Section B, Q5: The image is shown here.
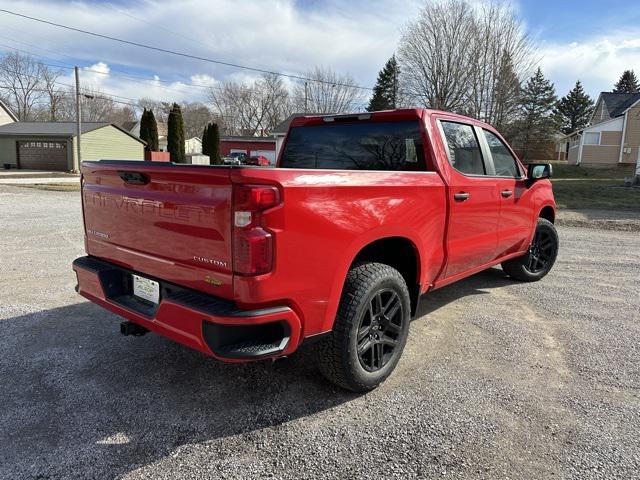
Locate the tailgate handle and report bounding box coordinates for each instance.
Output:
[118,171,149,185]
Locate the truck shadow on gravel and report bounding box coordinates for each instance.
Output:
[0,302,360,478]
[415,267,513,319]
[2,267,513,478]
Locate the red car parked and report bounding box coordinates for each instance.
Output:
[245,155,271,166]
[73,109,558,391]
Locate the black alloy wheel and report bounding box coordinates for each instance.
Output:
[356,289,404,372]
[526,228,555,274]
[502,217,559,282]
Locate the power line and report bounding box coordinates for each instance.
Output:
[0,44,362,109]
[0,8,375,91]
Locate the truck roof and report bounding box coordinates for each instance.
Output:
[289,108,495,131]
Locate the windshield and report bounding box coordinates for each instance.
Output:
[280,121,426,171]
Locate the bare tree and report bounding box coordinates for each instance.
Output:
[466,2,534,126]
[181,102,214,138]
[56,86,136,125]
[41,66,64,121]
[138,97,171,122]
[208,73,294,136]
[0,52,46,120]
[398,0,534,124]
[292,66,365,113]
[397,0,476,112]
[259,73,293,132]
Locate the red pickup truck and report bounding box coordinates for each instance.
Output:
[73,109,558,391]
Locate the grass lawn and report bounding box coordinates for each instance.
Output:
[548,162,639,211]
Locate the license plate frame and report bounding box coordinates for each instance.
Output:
[132,274,160,305]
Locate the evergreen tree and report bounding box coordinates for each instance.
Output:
[492,52,521,135]
[207,122,221,165]
[167,103,185,163]
[139,109,148,151]
[201,124,209,157]
[554,80,594,134]
[613,70,639,93]
[140,108,159,152]
[367,56,400,112]
[513,68,558,161]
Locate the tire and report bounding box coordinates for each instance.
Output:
[502,218,559,282]
[315,262,411,392]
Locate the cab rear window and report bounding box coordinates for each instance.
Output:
[280,121,426,171]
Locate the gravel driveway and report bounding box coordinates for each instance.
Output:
[1,185,638,480]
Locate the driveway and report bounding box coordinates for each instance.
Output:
[1,185,638,479]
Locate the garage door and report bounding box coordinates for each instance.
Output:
[18,141,68,171]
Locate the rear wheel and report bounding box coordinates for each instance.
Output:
[502,218,559,282]
[315,262,411,392]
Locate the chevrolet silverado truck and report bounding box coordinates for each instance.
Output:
[73,108,558,392]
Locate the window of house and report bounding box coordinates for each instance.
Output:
[440,121,486,175]
[483,130,521,177]
[584,132,600,145]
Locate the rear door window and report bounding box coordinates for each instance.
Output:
[440,121,486,175]
[280,121,426,171]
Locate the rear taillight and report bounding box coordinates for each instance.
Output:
[233,185,280,275]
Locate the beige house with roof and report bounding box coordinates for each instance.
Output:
[559,92,640,168]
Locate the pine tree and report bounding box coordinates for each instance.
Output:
[207,122,221,165]
[613,70,639,94]
[513,68,558,161]
[554,80,594,134]
[147,109,159,151]
[201,124,209,157]
[167,103,185,163]
[367,56,400,112]
[139,109,150,151]
[492,52,521,135]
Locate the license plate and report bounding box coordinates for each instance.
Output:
[132,274,160,304]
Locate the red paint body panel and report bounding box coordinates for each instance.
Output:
[75,108,555,361]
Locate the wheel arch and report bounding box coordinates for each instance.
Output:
[539,205,555,223]
[350,236,422,317]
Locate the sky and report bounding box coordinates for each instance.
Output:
[0,0,639,107]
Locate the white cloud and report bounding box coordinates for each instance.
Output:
[540,33,640,97]
[0,0,418,104]
[1,0,638,107]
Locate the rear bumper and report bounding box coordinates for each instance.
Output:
[72,256,301,361]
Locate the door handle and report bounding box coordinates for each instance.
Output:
[454,192,470,202]
[118,171,149,185]
[501,189,513,198]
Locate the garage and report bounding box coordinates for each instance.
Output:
[0,122,145,171]
[17,140,68,171]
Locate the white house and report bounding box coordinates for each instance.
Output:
[185,137,202,154]
[0,100,18,126]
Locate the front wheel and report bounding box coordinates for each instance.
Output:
[315,262,411,392]
[502,217,559,282]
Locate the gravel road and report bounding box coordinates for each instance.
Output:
[1,185,639,480]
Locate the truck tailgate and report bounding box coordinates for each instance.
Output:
[81,161,234,299]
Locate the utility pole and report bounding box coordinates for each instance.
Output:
[74,66,81,172]
[304,81,308,113]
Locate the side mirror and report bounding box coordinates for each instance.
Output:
[527,163,552,186]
